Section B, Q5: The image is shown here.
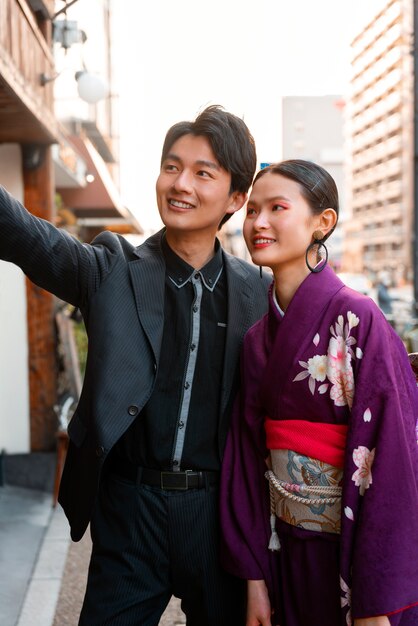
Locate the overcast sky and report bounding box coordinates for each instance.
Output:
[113,0,384,232]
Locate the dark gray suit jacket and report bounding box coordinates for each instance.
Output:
[0,185,270,540]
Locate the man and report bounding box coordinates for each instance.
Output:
[0,105,270,625]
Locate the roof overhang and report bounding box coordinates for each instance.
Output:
[57,135,143,234]
[0,3,60,144]
[52,135,88,188]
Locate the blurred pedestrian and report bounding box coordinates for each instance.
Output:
[220,160,418,626]
[376,271,393,315]
[0,105,271,626]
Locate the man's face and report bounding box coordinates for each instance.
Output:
[156,134,244,237]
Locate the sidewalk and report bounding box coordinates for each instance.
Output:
[0,485,185,625]
[0,486,59,626]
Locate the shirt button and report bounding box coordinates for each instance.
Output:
[193,305,198,313]
[173,460,179,466]
[190,343,196,351]
[128,405,139,416]
[184,381,190,389]
[194,273,200,280]
[178,421,184,429]
[96,446,105,457]
[208,278,213,284]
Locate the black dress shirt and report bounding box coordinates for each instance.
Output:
[113,235,227,471]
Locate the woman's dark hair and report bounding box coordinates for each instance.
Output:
[160,105,257,228]
[253,159,339,239]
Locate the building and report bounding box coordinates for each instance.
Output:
[0,0,61,454]
[51,0,142,242]
[282,95,346,268]
[343,0,413,284]
[0,0,142,461]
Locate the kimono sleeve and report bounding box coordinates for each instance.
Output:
[220,321,279,597]
[341,304,418,620]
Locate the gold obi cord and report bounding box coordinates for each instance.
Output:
[265,449,343,551]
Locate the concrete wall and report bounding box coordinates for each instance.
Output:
[0,144,30,453]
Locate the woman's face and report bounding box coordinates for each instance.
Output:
[244,172,319,274]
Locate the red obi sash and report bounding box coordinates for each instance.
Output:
[265,418,348,469]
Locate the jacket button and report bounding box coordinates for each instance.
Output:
[96,446,105,457]
[128,405,139,416]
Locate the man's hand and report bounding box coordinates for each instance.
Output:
[354,616,390,626]
[246,579,272,626]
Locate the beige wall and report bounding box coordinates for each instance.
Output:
[0,144,30,453]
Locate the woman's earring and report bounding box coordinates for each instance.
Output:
[259,266,263,279]
[305,230,328,273]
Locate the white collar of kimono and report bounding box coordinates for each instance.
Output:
[273,289,285,317]
[272,259,324,317]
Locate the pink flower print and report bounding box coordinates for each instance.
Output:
[352,446,375,495]
[328,334,347,363]
[340,576,352,625]
[363,408,372,422]
[330,312,358,361]
[344,506,354,521]
[347,311,359,329]
[329,369,354,407]
[308,354,327,382]
[327,336,354,408]
[293,311,362,408]
[293,355,327,394]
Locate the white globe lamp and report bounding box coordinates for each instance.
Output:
[75,71,108,104]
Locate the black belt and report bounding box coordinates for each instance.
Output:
[111,462,219,491]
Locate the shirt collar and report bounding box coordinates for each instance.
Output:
[162,235,224,292]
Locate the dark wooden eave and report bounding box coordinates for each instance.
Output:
[0,0,60,144]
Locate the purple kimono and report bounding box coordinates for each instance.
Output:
[220,265,418,626]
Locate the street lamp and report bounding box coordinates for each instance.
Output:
[75,71,108,104]
[40,69,108,105]
[39,11,108,105]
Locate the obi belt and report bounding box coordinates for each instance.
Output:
[264,419,348,550]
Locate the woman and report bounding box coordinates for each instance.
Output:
[220,160,418,626]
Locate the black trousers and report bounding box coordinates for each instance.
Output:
[79,472,246,625]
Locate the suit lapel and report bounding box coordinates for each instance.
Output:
[128,231,166,365]
[220,253,253,418]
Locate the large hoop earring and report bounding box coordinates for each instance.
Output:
[305,230,328,273]
[259,266,263,279]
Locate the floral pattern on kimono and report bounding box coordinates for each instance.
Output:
[340,576,352,626]
[220,265,418,625]
[293,310,361,409]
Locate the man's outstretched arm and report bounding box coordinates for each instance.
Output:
[0,184,109,307]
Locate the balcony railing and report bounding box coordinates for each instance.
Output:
[0,0,59,143]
